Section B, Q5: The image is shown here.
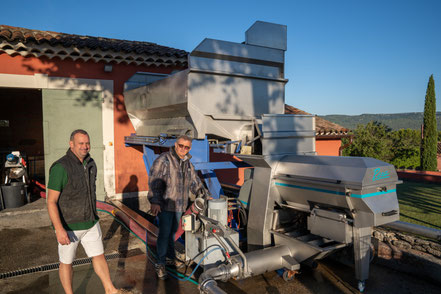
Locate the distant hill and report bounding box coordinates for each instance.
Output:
[321,112,441,131]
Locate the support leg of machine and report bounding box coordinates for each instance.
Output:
[353,226,372,292]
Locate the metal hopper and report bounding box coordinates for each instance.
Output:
[124,21,288,142]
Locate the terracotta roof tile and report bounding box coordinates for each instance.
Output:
[0,24,188,67]
[285,104,349,136]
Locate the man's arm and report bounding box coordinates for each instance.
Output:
[47,189,70,245]
[189,163,209,199]
[148,156,167,216]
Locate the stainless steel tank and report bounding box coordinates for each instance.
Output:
[274,155,400,227]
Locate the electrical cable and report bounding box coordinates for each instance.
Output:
[237,199,248,226]
[170,247,226,282]
[186,244,225,266]
[97,208,200,284]
[97,207,226,285]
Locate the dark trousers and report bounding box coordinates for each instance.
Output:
[156,211,183,265]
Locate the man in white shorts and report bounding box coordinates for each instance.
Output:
[47,129,128,294]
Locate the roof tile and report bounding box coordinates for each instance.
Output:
[285,104,349,136]
[0,24,188,68]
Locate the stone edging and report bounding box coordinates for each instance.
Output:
[373,227,441,258]
[372,227,441,284]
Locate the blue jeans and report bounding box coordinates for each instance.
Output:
[156,211,183,265]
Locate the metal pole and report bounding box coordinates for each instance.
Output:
[382,221,441,241]
[0,186,4,210]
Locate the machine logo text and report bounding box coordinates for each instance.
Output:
[372,168,390,181]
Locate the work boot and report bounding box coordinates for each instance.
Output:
[115,289,133,294]
[166,257,185,269]
[155,264,168,280]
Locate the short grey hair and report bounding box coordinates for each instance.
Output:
[70,129,89,141]
[176,135,193,143]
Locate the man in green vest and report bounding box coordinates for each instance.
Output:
[47,129,128,294]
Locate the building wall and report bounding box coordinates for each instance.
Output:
[0,53,182,195]
[213,139,343,186]
[315,139,342,156]
[211,151,247,186]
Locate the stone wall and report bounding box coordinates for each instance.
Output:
[373,227,441,258]
[371,227,441,284]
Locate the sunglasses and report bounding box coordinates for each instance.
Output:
[177,143,191,150]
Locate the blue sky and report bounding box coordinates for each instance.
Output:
[3,0,441,115]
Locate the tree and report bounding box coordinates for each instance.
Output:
[421,75,438,171]
[342,123,422,169]
[389,129,420,169]
[342,121,393,162]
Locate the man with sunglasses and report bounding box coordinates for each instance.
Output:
[147,135,205,279]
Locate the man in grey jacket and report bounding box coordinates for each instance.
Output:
[148,135,205,279]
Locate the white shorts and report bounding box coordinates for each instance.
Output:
[58,222,104,264]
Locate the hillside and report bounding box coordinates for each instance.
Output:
[321,112,441,131]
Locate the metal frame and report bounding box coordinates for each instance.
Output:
[124,134,248,199]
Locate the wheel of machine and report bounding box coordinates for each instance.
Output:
[282,270,295,282]
[358,280,366,292]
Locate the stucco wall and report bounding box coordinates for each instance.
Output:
[0,53,183,195]
[316,139,342,156]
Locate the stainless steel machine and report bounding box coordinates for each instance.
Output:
[124,21,400,293]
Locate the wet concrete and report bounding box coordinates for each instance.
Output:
[3,253,440,294]
[0,254,199,294]
[1,197,440,293]
[0,252,342,294]
[323,257,441,294]
[0,198,146,273]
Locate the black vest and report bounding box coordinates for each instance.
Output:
[50,149,97,227]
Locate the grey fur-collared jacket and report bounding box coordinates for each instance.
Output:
[147,147,205,212]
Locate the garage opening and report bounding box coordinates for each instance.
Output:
[0,88,45,200]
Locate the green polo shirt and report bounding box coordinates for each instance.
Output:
[48,163,98,231]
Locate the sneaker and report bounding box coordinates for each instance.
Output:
[166,258,185,269]
[155,264,168,280]
[115,289,133,294]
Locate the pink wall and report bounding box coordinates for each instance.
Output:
[316,139,342,156]
[0,53,183,194]
[397,169,441,183]
[0,54,347,193]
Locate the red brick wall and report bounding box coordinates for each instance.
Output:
[397,169,441,183]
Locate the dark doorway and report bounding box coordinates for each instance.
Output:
[0,88,45,183]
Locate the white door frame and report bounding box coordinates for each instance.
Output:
[0,73,115,196]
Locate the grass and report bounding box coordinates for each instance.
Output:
[396,181,441,229]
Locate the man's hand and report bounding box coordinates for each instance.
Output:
[47,188,72,245]
[150,204,161,216]
[56,228,71,245]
